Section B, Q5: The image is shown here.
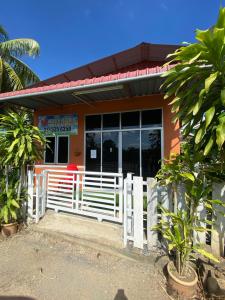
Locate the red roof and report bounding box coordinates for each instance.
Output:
[0,42,178,100]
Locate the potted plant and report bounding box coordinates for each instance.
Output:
[154,208,197,297]
[154,207,218,298]
[0,177,22,237]
[155,148,220,298]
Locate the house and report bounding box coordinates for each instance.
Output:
[0,42,180,178]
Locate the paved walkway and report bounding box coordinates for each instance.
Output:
[36,210,123,249]
[0,227,168,300]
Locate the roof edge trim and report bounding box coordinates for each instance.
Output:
[0,71,165,102]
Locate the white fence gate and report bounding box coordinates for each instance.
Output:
[123,173,160,250]
[28,168,225,257]
[28,168,123,223]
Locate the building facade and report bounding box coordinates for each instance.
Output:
[0,43,180,178]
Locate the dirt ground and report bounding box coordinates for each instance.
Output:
[0,227,168,300]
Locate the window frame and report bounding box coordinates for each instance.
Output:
[84,108,164,176]
[44,135,70,164]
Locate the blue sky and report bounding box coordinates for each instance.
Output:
[1,0,224,80]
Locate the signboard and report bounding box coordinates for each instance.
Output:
[38,114,78,135]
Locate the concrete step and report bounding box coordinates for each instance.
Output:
[35,210,123,250]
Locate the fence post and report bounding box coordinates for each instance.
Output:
[42,171,47,217]
[147,178,158,251]
[76,174,80,212]
[193,201,206,244]
[127,173,133,236]
[27,169,34,221]
[35,174,40,223]
[211,183,225,257]
[123,173,133,247]
[133,176,143,249]
[123,177,128,247]
[177,184,186,211]
[159,185,171,250]
[118,176,123,223]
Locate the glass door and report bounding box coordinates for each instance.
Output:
[141,129,161,179]
[122,131,140,177]
[85,133,101,171]
[102,132,119,173]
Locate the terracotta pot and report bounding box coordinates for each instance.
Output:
[167,261,198,299]
[1,222,18,237]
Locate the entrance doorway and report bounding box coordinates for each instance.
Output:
[85,109,162,178]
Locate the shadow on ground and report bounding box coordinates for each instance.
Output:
[114,289,128,300]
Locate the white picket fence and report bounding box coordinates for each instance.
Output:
[28,168,123,223]
[123,173,225,257]
[28,168,225,257]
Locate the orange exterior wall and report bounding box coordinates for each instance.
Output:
[34,94,180,168]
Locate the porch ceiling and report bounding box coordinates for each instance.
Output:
[2,76,164,110]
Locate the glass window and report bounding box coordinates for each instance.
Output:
[141,109,162,128]
[121,111,140,129]
[85,115,101,131]
[141,130,161,178]
[58,136,69,163]
[103,113,120,130]
[45,137,55,163]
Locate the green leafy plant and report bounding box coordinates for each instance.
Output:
[162,7,225,160]
[157,153,184,213]
[155,143,222,275]
[0,110,46,167]
[154,207,219,276]
[0,175,22,224]
[0,110,46,216]
[0,25,40,92]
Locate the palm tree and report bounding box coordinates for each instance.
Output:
[0,25,40,92]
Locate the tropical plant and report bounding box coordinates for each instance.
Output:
[0,175,22,224]
[0,25,40,92]
[155,144,223,275]
[0,110,46,201]
[154,207,219,276]
[161,7,225,160]
[157,153,184,213]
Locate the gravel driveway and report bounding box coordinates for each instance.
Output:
[0,228,168,300]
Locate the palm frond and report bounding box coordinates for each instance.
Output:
[8,56,40,86]
[0,58,3,90]
[0,25,8,42]
[0,38,40,58]
[2,61,23,91]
